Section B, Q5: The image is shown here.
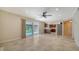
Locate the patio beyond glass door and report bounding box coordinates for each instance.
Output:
[26,24,33,36]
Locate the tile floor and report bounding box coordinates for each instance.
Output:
[0,34,79,51]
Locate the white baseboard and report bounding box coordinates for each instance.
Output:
[0,37,21,44]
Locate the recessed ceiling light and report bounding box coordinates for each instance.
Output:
[56,8,59,11]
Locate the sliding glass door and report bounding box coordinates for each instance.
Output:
[26,21,39,36]
[26,24,33,36]
[33,25,39,34]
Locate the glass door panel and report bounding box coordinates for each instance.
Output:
[26,24,33,36]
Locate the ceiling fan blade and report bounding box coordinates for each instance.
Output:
[43,11,47,15]
[46,15,52,16]
[41,11,52,18]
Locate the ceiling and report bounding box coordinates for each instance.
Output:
[0,7,77,24]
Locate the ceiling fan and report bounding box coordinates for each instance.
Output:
[41,11,52,18]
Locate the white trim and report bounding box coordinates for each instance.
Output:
[56,24,57,36]
[71,20,74,39]
[62,21,64,37]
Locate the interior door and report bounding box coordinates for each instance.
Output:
[64,20,72,37]
[57,23,62,35]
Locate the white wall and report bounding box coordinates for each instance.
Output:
[39,22,44,34]
[0,14,2,40]
[73,9,79,47]
[0,10,22,43]
[0,10,45,43]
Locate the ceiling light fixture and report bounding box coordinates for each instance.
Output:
[69,21,72,22]
[56,8,59,11]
